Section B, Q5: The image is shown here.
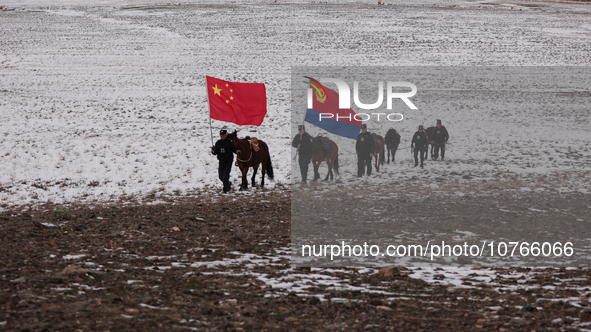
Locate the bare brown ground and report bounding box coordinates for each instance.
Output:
[1,189,591,331]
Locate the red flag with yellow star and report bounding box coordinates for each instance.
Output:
[206,76,267,126]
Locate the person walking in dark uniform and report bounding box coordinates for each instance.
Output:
[411,125,428,168]
[292,125,313,183]
[431,119,449,161]
[356,124,375,177]
[212,129,238,193]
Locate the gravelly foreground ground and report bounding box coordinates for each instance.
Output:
[2,0,591,208]
[2,190,591,331]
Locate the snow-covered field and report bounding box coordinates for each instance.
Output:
[2,4,591,328]
[2,0,591,210]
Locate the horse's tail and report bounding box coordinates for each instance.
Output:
[265,152,274,180]
[333,154,339,176]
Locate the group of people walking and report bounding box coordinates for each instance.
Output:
[293,120,449,183]
[212,120,449,191]
[411,120,449,168]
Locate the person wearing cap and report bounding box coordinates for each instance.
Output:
[212,129,238,193]
[411,125,428,168]
[356,124,375,177]
[430,119,449,161]
[292,125,313,183]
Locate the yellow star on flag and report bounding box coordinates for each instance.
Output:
[225,84,229,87]
[212,84,222,97]
[230,96,234,100]
[226,100,230,103]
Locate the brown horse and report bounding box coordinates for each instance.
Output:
[385,128,401,164]
[371,133,385,172]
[227,131,274,190]
[311,136,339,181]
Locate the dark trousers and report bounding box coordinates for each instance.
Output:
[218,161,232,192]
[414,147,426,166]
[299,154,312,183]
[358,153,372,177]
[433,143,445,159]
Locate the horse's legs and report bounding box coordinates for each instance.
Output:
[373,155,377,172]
[251,166,258,188]
[375,154,379,172]
[313,161,320,181]
[240,167,248,190]
[317,161,322,180]
[377,154,380,172]
[387,146,391,164]
[260,161,266,188]
[393,148,397,162]
[324,158,332,181]
[261,155,269,188]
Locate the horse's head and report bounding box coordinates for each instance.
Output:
[227,130,249,153]
[227,130,238,144]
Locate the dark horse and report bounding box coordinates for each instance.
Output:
[227,131,274,190]
[311,136,339,181]
[371,133,385,172]
[384,128,401,164]
[424,126,436,160]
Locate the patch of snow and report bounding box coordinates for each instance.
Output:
[63,254,86,260]
[140,303,169,310]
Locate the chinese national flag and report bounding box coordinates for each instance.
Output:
[206,76,267,126]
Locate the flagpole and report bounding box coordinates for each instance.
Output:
[205,76,214,147]
[209,118,214,147]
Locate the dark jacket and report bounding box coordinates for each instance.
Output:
[411,131,428,149]
[432,126,449,144]
[212,137,238,162]
[356,131,375,155]
[292,132,313,156]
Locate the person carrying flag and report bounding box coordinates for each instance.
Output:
[356,124,375,177]
[212,129,238,193]
[292,125,313,183]
[205,76,266,192]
